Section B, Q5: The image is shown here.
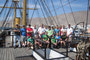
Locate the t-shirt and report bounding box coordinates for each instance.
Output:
[61,28,66,35]
[20,28,26,36]
[51,37,56,43]
[33,28,38,35]
[14,28,20,35]
[27,28,33,37]
[61,35,67,41]
[27,38,34,44]
[67,28,73,36]
[38,27,45,34]
[54,29,59,34]
[55,35,61,42]
[47,30,53,36]
[42,34,48,41]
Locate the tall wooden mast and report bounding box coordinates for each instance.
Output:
[0,0,37,27]
[23,0,26,26]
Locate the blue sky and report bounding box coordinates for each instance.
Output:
[0,0,88,20]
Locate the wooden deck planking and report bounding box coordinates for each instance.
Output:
[0,47,76,60]
[0,48,34,60]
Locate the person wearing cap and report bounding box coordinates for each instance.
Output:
[13,24,21,48]
[26,24,33,38]
[20,25,27,47]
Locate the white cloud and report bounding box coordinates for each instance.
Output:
[27,4,40,8]
[71,4,83,7]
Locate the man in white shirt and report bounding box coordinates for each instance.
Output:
[67,24,73,42]
[61,25,66,36]
[38,24,45,38]
[33,25,38,37]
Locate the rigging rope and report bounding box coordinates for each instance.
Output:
[67,0,76,25]
[37,0,48,25]
[2,2,13,27]
[59,0,69,25]
[41,0,57,25]
[52,0,77,11]
[17,3,22,19]
[36,10,42,24]
[4,8,14,27]
[30,0,38,24]
[40,0,54,25]
[0,0,8,15]
[51,0,60,25]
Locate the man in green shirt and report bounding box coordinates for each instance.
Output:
[27,37,34,49]
[42,32,49,48]
[47,26,53,37]
[51,34,57,48]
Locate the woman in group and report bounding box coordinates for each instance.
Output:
[55,33,62,48]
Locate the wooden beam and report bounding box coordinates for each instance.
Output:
[0,6,38,10]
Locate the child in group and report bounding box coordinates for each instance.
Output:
[42,32,49,48]
[51,34,57,48]
[27,36,34,49]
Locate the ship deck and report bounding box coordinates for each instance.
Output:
[0,47,76,60]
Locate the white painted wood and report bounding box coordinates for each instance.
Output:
[33,48,70,60]
[33,51,44,60]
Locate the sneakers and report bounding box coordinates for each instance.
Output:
[31,47,33,49]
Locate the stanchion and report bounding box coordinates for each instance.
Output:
[66,37,68,57]
[49,36,51,49]
[33,38,35,51]
[44,43,47,59]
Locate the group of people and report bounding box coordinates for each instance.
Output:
[13,24,73,49]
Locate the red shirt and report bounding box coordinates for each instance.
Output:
[27,28,33,37]
[59,28,61,36]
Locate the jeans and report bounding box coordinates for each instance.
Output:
[14,35,21,47]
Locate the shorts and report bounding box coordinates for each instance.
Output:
[21,36,27,42]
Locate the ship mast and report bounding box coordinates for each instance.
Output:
[0,0,37,27]
[23,0,26,26]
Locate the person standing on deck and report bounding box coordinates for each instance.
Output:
[27,24,33,38]
[61,25,66,36]
[54,25,60,35]
[47,26,53,37]
[66,24,73,42]
[32,25,38,37]
[13,24,21,48]
[20,25,27,47]
[38,24,45,38]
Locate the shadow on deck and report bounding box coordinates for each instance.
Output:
[15,55,35,60]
